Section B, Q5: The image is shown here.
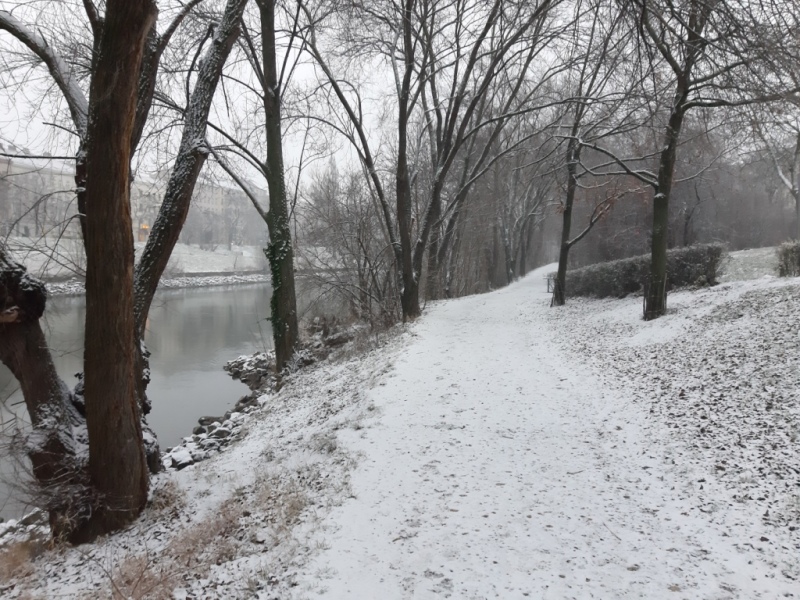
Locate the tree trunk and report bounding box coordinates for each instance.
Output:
[552,140,579,306]
[442,220,461,299]
[134,0,248,337]
[78,0,158,542]
[682,206,692,247]
[645,102,686,320]
[795,191,800,242]
[396,0,420,321]
[260,0,299,372]
[500,219,514,286]
[132,0,247,450]
[0,254,86,538]
[425,197,442,301]
[793,133,800,240]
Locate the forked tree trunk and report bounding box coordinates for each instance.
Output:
[130,0,246,464]
[78,0,158,542]
[260,0,299,372]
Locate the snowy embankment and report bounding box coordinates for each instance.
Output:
[2,258,798,599]
[5,237,270,295]
[47,272,269,296]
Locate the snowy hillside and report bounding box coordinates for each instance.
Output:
[1,265,798,599]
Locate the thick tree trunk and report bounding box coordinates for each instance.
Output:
[78,0,158,542]
[260,0,299,372]
[398,179,420,319]
[645,103,686,320]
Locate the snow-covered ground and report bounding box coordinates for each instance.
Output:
[1,263,798,599]
[146,242,265,276]
[719,247,778,283]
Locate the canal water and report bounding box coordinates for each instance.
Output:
[0,283,273,519]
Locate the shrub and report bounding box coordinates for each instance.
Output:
[554,243,726,299]
[777,242,800,277]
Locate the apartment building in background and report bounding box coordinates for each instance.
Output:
[0,142,267,248]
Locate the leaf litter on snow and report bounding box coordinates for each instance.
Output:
[545,276,800,584]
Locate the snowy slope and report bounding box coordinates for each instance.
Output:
[1,266,798,599]
[290,269,798,599]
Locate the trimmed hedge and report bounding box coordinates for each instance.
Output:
[777,242,800,277]
[554,243,726,299]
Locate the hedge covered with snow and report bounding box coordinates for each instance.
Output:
[557,243,726,299]
[777,241,800,277]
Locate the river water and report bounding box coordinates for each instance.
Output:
[0,283,272,519]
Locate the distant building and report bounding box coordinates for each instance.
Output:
[0,144,268,247]
[0,145,79,239]
[174,178,269,249]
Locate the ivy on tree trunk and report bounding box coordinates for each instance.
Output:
[259,0,299,372]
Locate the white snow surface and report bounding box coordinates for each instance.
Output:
[290,269,798,599]
[3,265,798,599]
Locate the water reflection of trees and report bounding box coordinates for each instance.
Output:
[0,285,272,397]
[1,281,348,402]
[144,285,272,370]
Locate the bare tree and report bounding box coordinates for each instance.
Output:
[299,162,399,324]
[749,104,800,239]
[301,0,566,319]
[550,0,640,306]
[0,0,249,539]
[201,0,303,373]
[572,0,799,318]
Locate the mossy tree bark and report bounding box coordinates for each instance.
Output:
[258,0,299,371]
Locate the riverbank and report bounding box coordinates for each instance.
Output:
[1,261,798,598]
[4,238,267,281]
[47,272,269,296]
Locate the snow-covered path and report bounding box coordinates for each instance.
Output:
[295,269,792,599]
